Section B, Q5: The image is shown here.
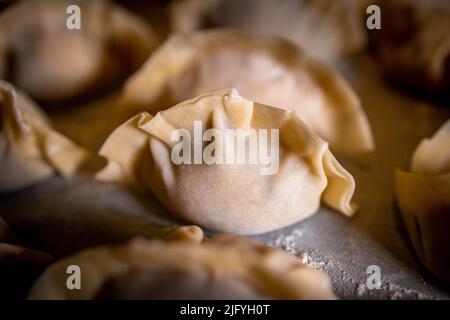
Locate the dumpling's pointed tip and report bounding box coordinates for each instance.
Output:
[136,111,153,127]
[212,87,241,99]
[165,225,204,244]
[228,87,240,96]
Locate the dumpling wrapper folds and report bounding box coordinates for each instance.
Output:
[98,89,357,235]
[0,81,87,192]
[120,30,374,154]
[28,231,336,300]
[395,119,450,284]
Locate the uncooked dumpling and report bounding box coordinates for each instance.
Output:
[170,0,369,62]
[0,0,157,102]
[99,89,356,235]
[395,119,450,284]
[28,232,335,299]
[369,0,450,95]
[0,81,87,192]
[120,30,374,154]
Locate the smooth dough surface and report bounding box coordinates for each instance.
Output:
[99,89,357,235]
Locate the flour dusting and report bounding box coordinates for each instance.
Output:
[267,228,437,300]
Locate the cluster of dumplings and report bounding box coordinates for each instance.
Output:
[0,0,449,299]
[120,30,374,154]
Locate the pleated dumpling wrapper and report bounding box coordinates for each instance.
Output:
[0,81,87,192]
[0,0,157,102]
[98,89,357,235]
[28,231,336,300]
[169,0,369,63]
[120,30,374,154]
[395,119,450,284]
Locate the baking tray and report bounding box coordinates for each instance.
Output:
[1,52,449,300]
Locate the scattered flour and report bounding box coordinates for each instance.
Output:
[267,229,437,300]
[383,282,433,300]
[268,230,340,274]
[356,283,366,297]
[352,281,436,300]
[270,229,303,254]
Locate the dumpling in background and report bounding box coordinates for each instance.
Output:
[0,81,87,192]
[0,218,54,299]
[98,89,357,235]
[120,30,374,154]
[0,217,22,246]
[369,0,450,95]
[28,232,335,300]
[395,120,450,284]
[0,33,6,80]
[170,0,369,63]
[0,0,157,102]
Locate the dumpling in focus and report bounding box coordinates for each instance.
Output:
[170,0,369,62]
[99,89,357,235]
[0,0,157,102]
[120,30,374,154]
[0,81,87,192]
[395,119,450,284]
[28,232,335,300]
[369,0,450,95]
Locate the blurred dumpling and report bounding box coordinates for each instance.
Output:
[0,218,54,299]
[0,80,87,192]
[28,232,335,300]
[170,0,369,62]
[0,217,19,244]
[395,119,450,284]
[120,30,374,154]
[0,0,157,102]
[0,33,6,80]
[369,0,450,95]
[98,89,357,235]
